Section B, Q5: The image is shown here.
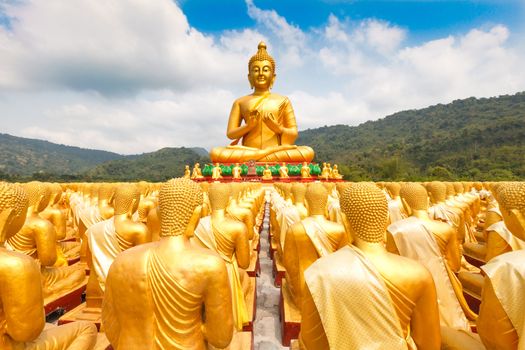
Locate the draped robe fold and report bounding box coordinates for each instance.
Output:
[304,246,413,350]
[388,217,471,331]
[482,250,525,350]
[193,216,249,331]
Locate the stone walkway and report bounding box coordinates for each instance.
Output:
[254,202,288,350]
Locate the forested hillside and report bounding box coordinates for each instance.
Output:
[0,133,122,178]
[82,147,209,182]
[1,92,523,182]
[298,92,525,181]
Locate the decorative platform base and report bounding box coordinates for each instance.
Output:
[280,279,301,346]
[272,252,286,287]
[58,303,102,330]
[44,278,88,316]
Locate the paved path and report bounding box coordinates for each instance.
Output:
[254,202,288,350]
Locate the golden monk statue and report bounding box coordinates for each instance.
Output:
[97,183,115,220]
[184,165,191,179]
[283,183,348,308]
[191,163,204,180]
[0,182,98,350]
[440,184,525,349]
[228,183,256,241]
[232,163,242,180]
[262,164,273,180]
[387,183,476,331]
[330,164,343,180]
[279,162,289,179]
[6,181,86,300]
[40,183,81,262]
[300,162,311,179]
[299,183,440,349]
[88,183,151,295]
[212,163,223,181]
[191,183,251,331]
[102,178,234,349]
[210,42,314,163]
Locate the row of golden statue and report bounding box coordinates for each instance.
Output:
[185,162,344,181]
[0,178,524,349]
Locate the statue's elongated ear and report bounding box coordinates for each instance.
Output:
[401,197,412,217]
[0,208,16,243]
[184,205,202,237]
[509,209,525,241]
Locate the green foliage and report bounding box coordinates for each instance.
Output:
[0,133,121,176]
[83,148,210,182]
[298,92,525,181]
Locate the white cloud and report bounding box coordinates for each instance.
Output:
[0,0,524,157]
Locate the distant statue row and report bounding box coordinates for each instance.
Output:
[185,161,343,180]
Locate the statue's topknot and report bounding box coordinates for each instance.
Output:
[249,41,276,73]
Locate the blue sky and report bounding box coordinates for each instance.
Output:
[0,0,524,154]
[181,0,525,42]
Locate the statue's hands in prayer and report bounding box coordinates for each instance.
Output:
[263,113,283,134]
[245,110,260,130]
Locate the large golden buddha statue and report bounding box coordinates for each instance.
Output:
[210,42,314,163]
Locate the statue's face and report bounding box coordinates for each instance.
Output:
[249,60,274,90]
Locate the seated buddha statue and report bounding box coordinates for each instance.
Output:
[262,164,273,180]
[232,163,242,180]
[228,183,256,240]
[88,183,151,295]
[209,42,314,163]
[40,182,81,261]
[299,183,440,349]
[0,182,99,350]
[97,183,115,220]
[279,162,289,179]
[212,163,223,180]
[385,182,407,224]
[330,164,343,180]
[6,181,86,300]
[387,183,476,331]
[102,178,234,349]
[283,183,348,309]
[191,163,204,180]
[184,165,191,179]
[484,182,525,261]
[300,162,311,179]
[191,183,251,331]
[291,182,308,219]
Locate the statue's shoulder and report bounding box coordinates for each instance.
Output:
[0,249,38,275]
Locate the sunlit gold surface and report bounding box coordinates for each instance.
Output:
[210,42,314,163]
[0,182,98,350]
[102,178,234,349]
[299,183,440,350]
[191,183,251,332]
[283,183,347,308]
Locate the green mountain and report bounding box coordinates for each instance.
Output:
[2,92,523,182]
[83,147,210,182]
[0,133,122,177]
[297,92,525,181]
